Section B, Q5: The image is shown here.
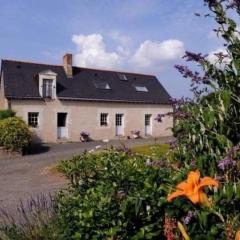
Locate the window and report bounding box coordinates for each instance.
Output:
[28,112,39,128]
[135,85,148,92]
[145,114,151,126]
[117,73,128,81]
[116,114,123,126]
[42,79,53,98]
[100,113,108,126]
[94,81,111,90]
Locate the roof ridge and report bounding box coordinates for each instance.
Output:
[2,59,62,67]
[2,59,156,77]
[77,66,156,77]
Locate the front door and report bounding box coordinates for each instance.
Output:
[115,114,124,136]
[145,114,152,136]
[57,113,68,139]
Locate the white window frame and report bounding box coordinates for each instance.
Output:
[38,70,57,99]
[135,85,148,92]
[115,113,124,136]
[28,112,39,128]
[42,79,53,98]
[145,114,151,126]
[94,81,111,90]
[100,113,108,126]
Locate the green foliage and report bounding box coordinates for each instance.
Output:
[0,109,15,120]
[0,117,31,151]
[167,0,240,238]
[57,150,174,239]
[0,195,60,240]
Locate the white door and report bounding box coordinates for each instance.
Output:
[115,114,124,136]
[57,127,67,139]
[145,114,152,136]
[57,113,68,139]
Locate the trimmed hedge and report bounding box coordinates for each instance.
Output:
[0,117,31,152]
[0,109,15,120]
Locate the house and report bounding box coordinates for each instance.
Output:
[0,53,173,142]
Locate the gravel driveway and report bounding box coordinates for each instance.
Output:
[0,137,172,215]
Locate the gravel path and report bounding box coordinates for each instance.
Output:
[0,137,172,215]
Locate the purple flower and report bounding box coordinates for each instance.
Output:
[117,145,131,154]
[155,114,165,123]
[228,145,240,155]
[80,131,90,138]
[217,157,237,171]
[190,159,197,168]
[183,211,196,225]
[169,139,178,150]
[227,0,240,10]
[174,111,191,119]
[215,175,225,182]
[145,159,166,168]
[183,51,207,63]
[169,97,193,106]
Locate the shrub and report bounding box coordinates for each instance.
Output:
[0,109,15,120]
[57,150,176,239]
[0,117,31,152]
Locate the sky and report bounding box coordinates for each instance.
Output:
[0,0,225,98]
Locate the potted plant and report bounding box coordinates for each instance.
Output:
[131,130,141,139]
[80,131,90,142]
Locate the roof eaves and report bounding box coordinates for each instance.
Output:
[58,96,170,104]
[6,96,43,100]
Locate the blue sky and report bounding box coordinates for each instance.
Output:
[0,0,224,97]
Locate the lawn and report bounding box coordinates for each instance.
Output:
[131,143,170,159]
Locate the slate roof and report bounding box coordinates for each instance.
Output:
[1,59,171,104]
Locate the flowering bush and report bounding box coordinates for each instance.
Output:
[159,0,240,238]
[80,131,90,142]
[57,150,175,239]
[0,117,31,152]
[131,130,141,138]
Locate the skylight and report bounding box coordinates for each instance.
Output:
[117,73,128,81]
[135,85,148,92]
[94,81,111,90]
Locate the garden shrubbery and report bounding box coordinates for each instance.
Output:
[54,1,240,238]
[56,150,176,239]
[0,116,31,152]
[0,109,15,120]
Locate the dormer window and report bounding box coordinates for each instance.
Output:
[43,79,53,98]
[117,73,128,81]
[38,70,57,99]
[94,81,111,90]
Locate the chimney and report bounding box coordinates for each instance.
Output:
[63,53,73,78]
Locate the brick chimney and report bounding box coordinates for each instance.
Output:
[63,53,73,78]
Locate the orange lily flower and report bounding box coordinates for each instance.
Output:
[167,170,219,205]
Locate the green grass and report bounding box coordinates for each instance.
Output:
[131,144,170,159]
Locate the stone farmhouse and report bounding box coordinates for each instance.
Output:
[0,54,173,142]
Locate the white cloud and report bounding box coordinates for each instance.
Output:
[72,33,185,72]
[109,31,132,47]
[131,39,185,68]
[72,34,122,69]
